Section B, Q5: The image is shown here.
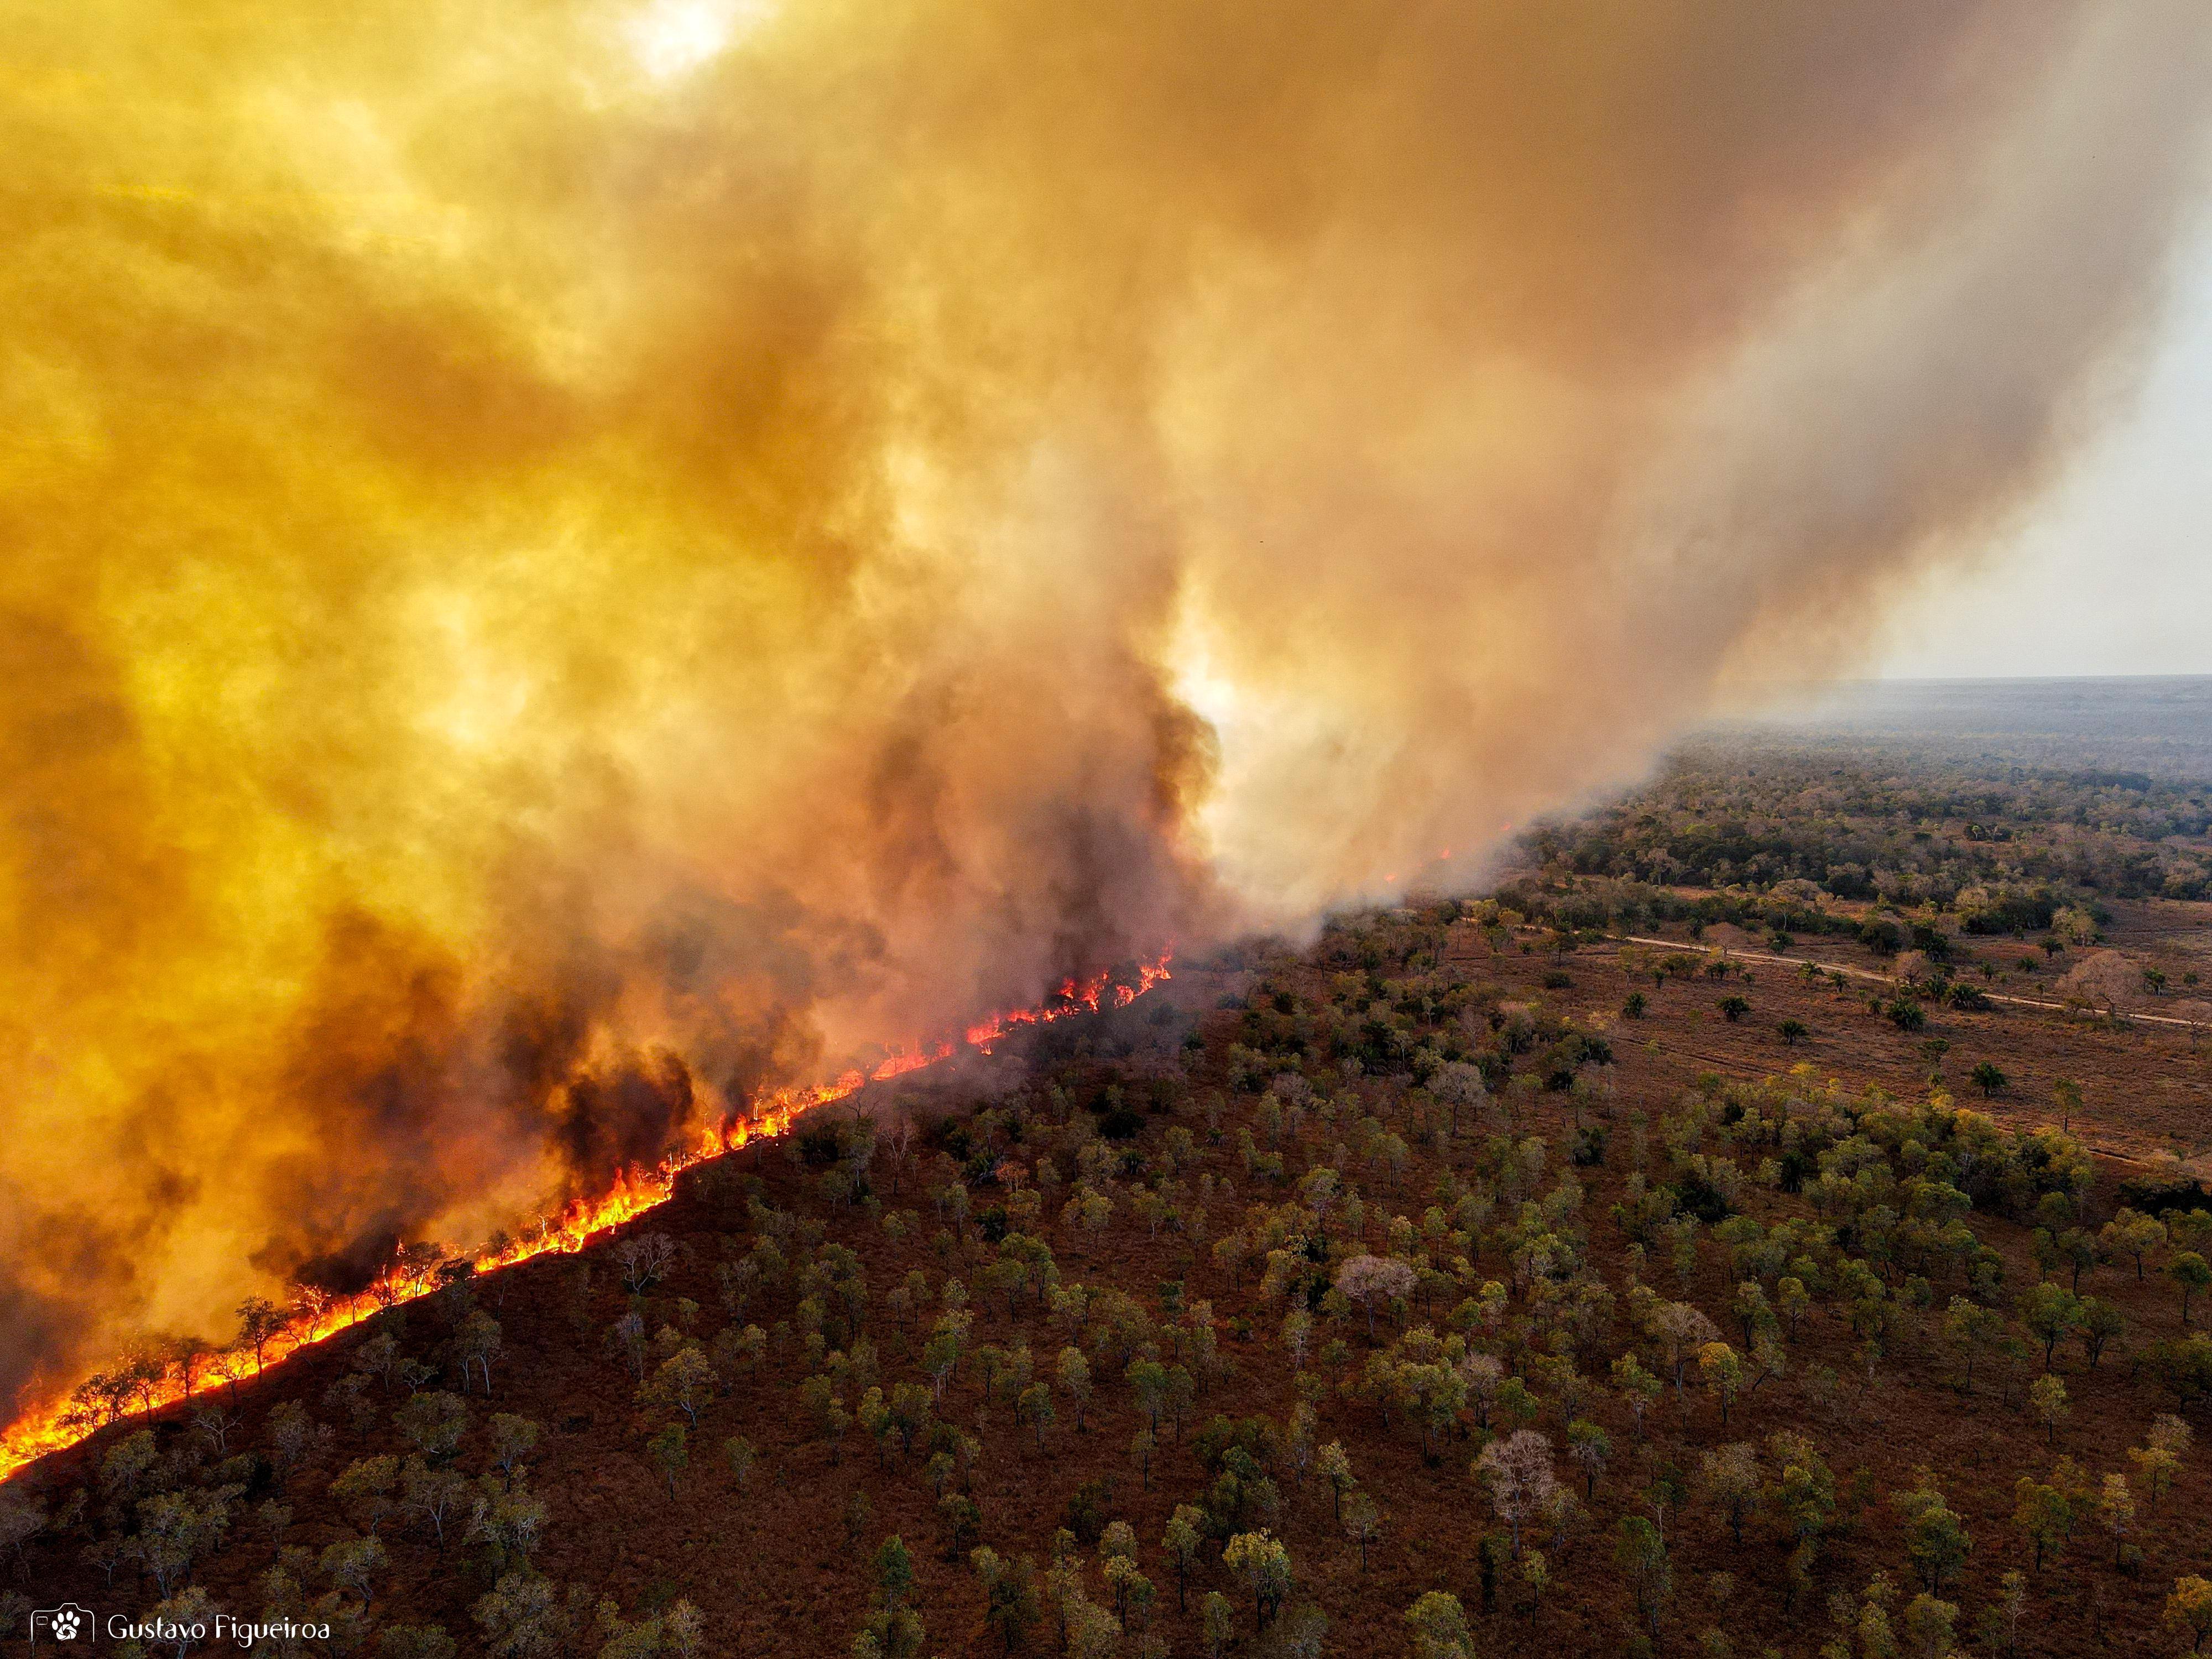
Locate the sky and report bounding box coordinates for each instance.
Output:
[1876,207,2212,679]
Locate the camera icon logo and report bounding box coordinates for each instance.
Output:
[30,1604,96,1645]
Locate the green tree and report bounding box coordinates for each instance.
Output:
[1163,1506,1204,1610]
[1018,1383,1055,1449]
[970,1548,1040,1655]
[1317,1441,1355,1520]
[320,1533,390,1606]
[145,1589,218,1659]
[2028,1374,2069,1447]
[921,1449,954,1500]
[1404,1591,1474,1659]
[398,1457,471,1548]
[645,1424,687,1499]
[844,1491,874,1552]
[1129,1425,1155,1490]
[853,1536,924,1659]
[1223,1530,1293,1628]
[2130,1414,2191,1505]
[1611,1353,1663,1437]
[2100,1210,2168,1281]
[1698,1443,1760,1547]
[2167,1577,2212,1653]
[1698,1342,1744,1426]
[1940,1298,2004,1393]
[1614,1516,1671,1639]
[331,1456,401,1537]
[488,1415,540,1485]
[131,1489,236,1597]
[2094,1472,2135,1565]
[1765,1431,1836,1552]
[1567,1418,1611,1499]
[2172,1252,2210,1325]
[2077,1298,2125,1369]
[938,1493,982,1556]
[722,1436,755,1490]
[1901,1594,1958,1659]
[851,1388,891,1467]
[1125,1358,1168,1431]
[1893,1473,1971,1594]
[2018,1283,2083,1368]
[1397,1360,1466,1462]
[1976,1570,2026,1659]
[473,1569,581,1659]
[875,1536,914,1613]
[2056,1228,2098,1294]
[1342,1490,1381,1570]
[1201,1592,1235,1659]
[1777,1277,1811,1342]
[887,1383,931,1454]
[2052,1078,2083,1129]
[100,1428,157,1498]
[1102,1554,1152,1625]
[1056,1348,1092,1430]
[395,1391,470,1462]
[2011,1476,2069,1571]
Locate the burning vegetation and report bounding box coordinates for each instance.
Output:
[0,956,1170,1483]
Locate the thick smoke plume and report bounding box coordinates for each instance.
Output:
[1,1,2206,1418]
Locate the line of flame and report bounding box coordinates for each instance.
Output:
[0,950,1172,1485]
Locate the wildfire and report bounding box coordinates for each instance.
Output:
[0,950,1172,1484]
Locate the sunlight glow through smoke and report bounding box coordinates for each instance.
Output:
[625,0,772,79]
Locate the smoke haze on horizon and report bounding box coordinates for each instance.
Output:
[2,0,2208,1419]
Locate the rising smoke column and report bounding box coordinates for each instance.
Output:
[0,1,2205,1417]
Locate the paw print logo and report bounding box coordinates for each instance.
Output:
[31,1604,93,1647]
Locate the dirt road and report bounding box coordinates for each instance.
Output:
[1613,935,2209,1033]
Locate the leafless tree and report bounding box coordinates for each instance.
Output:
[615,1233,678,1295]
[237,1296,287,1372]
[168,1335,215,1403]
[293,1285,335,1339]
[1650,1301,1723,1401]
[1474,1430,1557,1556]
[1459,1353,1504,1430]
[1697,1443,1761,1546]
[878,1113,919,1198]
[191,1405,243,1456]
[456,1312,503,1395]
[1432,1062,1488,1140]
[1335,1255,1417,1339]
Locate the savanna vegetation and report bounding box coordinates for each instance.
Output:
[5,738,2211,1659]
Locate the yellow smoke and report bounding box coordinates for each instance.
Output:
[1,0,2206,1411]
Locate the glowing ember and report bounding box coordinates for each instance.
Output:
[0,950,1171,1484]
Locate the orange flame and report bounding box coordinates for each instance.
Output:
[0,950,1172,1484]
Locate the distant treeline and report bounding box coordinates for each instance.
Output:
[1510,741,2212,914]
[1470,880,1957,958]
